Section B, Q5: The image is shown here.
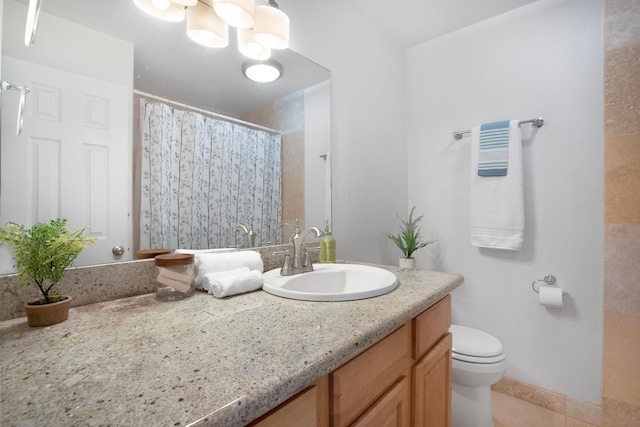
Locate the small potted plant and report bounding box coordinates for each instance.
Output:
[0,218,96,327]
[386,206,435,269]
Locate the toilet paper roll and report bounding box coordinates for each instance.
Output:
[539,285,563,308]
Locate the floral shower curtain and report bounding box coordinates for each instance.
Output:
[139,99,282,250]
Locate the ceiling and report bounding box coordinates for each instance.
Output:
[9,0,538,115]
[348,0,538,48]
[14,0,330,117]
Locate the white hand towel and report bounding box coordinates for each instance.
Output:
[193,251,264,288]
[470,119,524,250]
[204,269,264,298]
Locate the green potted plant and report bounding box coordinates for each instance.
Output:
[386,206,435,269]
[0,218,96,327]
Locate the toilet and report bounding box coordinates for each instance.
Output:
[450,324,507,427]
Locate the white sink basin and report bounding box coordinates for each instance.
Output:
[262,263,398,301]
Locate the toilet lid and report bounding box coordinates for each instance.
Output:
[450,324,504,358]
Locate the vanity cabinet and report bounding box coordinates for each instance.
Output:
[248,295,451,427]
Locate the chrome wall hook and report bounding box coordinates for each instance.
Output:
[2,81,31,136]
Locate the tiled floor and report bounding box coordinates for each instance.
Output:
[492,391,599,427]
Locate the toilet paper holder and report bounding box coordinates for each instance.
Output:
[531,274,568,295]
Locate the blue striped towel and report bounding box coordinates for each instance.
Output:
[478,120,510,176]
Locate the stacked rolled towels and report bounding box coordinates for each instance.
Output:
[188,251,264,298]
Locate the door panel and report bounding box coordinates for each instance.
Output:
[1,56,132,271]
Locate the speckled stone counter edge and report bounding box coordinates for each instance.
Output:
[0,244,309,322]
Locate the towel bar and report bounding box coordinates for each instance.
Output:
[453,117,544,140]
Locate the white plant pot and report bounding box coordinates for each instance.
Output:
[399,257,416,269]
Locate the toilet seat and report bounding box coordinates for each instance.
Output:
[450,324,505,364]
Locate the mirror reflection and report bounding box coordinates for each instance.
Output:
[0,0,331,273]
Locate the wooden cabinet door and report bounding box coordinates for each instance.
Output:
[332,323,412,426]
[414,295,451,360]
[412,333,452,427]
[351,376,410,427]
[249,376,329,427]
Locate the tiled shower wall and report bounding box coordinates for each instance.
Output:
[602,0,640,425]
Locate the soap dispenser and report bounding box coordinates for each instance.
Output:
[320,219,336,263]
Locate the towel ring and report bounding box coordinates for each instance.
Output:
[531,274,556,294]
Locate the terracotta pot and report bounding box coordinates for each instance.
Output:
[399,257,416,269]
[23,296,73,327]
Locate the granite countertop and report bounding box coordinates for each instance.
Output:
[0,264,463,427]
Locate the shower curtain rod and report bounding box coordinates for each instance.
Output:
[134,90,281,136]
[453,117,544,140]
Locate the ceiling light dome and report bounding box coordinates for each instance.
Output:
[242,60,282,83]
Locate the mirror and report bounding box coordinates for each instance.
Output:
[0,0,331,272]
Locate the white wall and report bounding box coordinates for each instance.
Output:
[406,0,604,402]
[281,0,408,265]
[304,81,332,231]
[2,0,133,87]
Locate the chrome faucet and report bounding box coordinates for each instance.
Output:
[233,224,256,248]
[290,226,323,274]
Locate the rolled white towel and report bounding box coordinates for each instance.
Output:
[204,269,264,298]
[193,251,264,288]
[201,268,250,293]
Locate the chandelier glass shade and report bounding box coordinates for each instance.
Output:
[133,0,186,22]
[187,1,229,48]
[253,4,289,49]
[238,28,271,60]
[170,0,198,5]
[212,0,255,29]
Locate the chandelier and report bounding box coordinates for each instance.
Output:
[132,0,289,62]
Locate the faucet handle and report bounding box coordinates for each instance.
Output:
[247,227,256,248]
[273,250,292,276]
[302,248,314,273]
